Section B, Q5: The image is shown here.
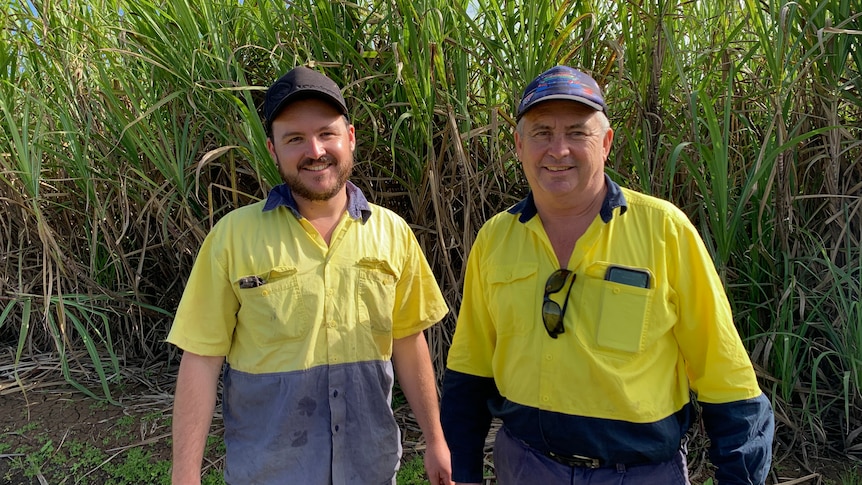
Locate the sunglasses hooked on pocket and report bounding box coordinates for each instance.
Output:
[541,269,576,338]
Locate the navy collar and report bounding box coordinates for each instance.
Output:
[262,181,372,223]
[508,173,628,223]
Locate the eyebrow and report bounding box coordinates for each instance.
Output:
[279,131,301,142]
[529,120,589,132]
[278,121,342,142]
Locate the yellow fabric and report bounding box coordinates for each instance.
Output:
[167,199,448,374]
[447,187,760,423]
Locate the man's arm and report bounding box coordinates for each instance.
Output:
[392,331,453,485]
[171,351,224,485]
[440,369,496,485]
[439,227,497,485]
[665,212,775,483]
[701,394,774,484]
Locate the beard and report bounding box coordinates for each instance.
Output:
[277,153,354,201]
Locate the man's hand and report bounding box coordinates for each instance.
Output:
[423,437,453,485]
[392,332,453,485]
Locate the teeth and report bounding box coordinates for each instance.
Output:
[547,166,570,171]
[307,164,328,171]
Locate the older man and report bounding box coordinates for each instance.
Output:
[441,66,773,485]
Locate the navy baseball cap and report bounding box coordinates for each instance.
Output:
[517,66,606,119]
[264,66,348,133]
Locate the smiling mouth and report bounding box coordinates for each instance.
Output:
[301,156,335,171]
[546,166,572,172]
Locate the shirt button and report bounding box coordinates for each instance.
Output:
[542,396,550,402]
[262,290,269,296]
[613,288,621,294]
[545,354,553,361]
[333,390,339,398]
[334,425,340,432]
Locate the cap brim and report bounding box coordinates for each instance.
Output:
[518,94,604,119]
[266,91,349,133]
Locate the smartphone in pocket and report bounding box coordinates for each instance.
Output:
[605,265,651,289]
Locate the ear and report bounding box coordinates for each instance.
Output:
[602,127,614,159]
[348,123,356,152]
[266,138,278,164]
[514,129,523,158]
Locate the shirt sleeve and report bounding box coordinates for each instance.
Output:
[701,394,774,484]
[444,227,496,377]
[441,228,500,482]
[166,228,238,356]
[441,369,499,483]
[669,212,762,403]
[390,221,449,338]
[666,211,774,481]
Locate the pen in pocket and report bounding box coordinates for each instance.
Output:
[239,276,266,288]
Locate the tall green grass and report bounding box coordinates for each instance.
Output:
[1,0,860,469]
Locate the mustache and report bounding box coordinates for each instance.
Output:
[299,155,337,168]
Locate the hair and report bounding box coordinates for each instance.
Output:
[266,113,351,139]
[515,108,610,136]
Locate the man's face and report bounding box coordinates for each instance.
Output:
[266,98,356,202]
[515,100,613,202]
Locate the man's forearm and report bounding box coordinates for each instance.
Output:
[171,352,223,484]
[392,332,446,443]
[393,332,452,484]
[701,393,774,484]
[440,370,497,483]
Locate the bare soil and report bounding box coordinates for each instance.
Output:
[0,355,858,484]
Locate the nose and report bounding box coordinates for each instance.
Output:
[305,136,327,159]
[547,133,570,159]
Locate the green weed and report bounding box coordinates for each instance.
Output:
[104,448,171,485]
[397,454,429,485]
[837,467,862,485]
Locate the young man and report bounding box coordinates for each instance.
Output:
[168,66,452,485]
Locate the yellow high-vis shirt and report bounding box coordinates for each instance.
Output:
[167,182,448,484]
[447,182,761,424]
[168,187,447,373]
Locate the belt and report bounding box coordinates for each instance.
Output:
[545,451,602,469]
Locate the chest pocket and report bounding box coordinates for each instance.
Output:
[356,258,398,334]
[235,266,311,341]
[581,262,653,354]
[597,282,651,352]
[487,263,539,336]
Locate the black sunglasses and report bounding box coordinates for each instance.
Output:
[542,269,575,338]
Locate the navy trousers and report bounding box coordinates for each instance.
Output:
[493,425,691,485]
